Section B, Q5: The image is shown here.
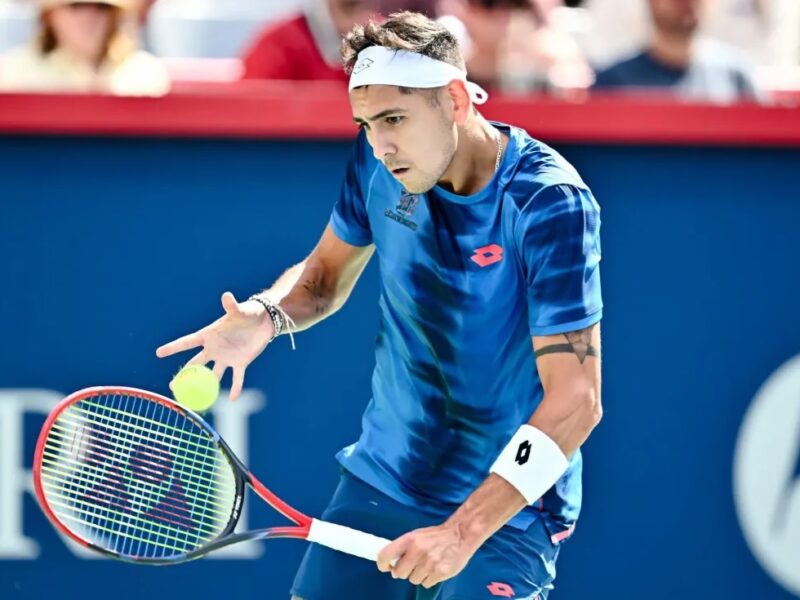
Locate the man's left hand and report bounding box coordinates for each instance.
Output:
[376,522,478,589]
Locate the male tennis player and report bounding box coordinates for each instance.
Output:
[157,11,602,600]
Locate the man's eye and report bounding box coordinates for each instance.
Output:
[386,116,404,125]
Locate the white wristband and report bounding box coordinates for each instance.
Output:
[490,425,569,505]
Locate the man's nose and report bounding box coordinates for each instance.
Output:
[371,132,397,161]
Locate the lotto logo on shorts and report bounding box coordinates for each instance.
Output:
[487,581,515,597]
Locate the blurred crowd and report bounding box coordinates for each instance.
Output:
[0,0,798,103]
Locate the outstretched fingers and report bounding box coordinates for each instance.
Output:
[156,331,203,358]
[186,350,209,366]
[230,365,246,401]
[212,361,226,381]
[221,291,241,316]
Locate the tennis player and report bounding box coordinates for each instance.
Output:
[157,11,602,600]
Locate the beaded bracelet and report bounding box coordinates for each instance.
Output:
[247,294,297,349]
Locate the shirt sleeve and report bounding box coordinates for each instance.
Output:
[329,132,373,246]
[516,183,603,336]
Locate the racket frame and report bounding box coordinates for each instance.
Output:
[33,386,314,564]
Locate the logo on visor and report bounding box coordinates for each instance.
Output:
[353,57,374,74]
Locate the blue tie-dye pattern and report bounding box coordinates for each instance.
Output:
[330,123,602,536]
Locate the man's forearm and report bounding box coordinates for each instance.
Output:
[251,225,374,336]
[260,262,306,304]
[252,259,339,333]
[444,474,526,552]
[445,388,601,550]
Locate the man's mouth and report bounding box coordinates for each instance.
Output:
[391,167,410,176]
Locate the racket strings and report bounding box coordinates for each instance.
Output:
[50,404,226,511]
[39,452,231,529]
[43,491,213,550]
[80,398,212,443]
[41,429,232,517]
[42,422,211,554]
[43,393,229,556]
[40,392,238,559]
[49,412,224,494]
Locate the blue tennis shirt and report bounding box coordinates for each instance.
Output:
[332,123,602,538]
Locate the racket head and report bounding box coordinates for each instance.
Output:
[33,386,245,564]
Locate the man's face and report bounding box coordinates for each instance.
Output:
[350,85,458,194]
[328,0,374,36]
[648,0,709,37]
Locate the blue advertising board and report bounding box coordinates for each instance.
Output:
[1,134,798,599]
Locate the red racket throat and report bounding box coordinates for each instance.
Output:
[248,476,311,535]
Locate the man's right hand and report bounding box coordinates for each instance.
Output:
[156,291,275,400]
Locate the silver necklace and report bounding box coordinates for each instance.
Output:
[494,130,503,172]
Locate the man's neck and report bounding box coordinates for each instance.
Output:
[648,29,694,70]
[437,116,505,197]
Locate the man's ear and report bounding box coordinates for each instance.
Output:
[445,80,472,125]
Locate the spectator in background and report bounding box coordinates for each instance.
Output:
[242,0,377,82]
[437,0,592,96]
[581,0,797,69]
[0,0,169,95]
[593,0,762,103]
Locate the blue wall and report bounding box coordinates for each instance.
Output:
[1,135,798,599]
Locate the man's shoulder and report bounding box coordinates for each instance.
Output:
[594,50,651,88]
[502,125,589,215]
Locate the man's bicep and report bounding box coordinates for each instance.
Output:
[520,184,602,336]
[532,322,601,393]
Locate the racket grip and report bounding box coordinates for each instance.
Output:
[307,518,391,562]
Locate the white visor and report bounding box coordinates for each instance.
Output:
[348,46,489,105]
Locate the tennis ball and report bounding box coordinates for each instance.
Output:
[170,365,219,413]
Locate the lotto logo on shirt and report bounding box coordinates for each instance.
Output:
[471,244,504,267]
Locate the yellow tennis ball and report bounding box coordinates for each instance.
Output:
[170,365,219,413]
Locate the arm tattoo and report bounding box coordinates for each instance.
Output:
[301,279,330,315]
[535,325,599,364]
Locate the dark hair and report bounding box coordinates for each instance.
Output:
[341,11,465,74]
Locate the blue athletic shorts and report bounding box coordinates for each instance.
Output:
[291,470,562,600]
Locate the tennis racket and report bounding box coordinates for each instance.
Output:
[33,386,391,565]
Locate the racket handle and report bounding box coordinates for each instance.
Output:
[307,518,392,562]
